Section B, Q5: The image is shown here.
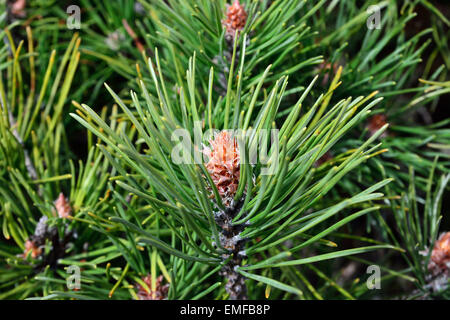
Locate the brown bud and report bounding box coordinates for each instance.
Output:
[203,131,240,207]
[222,0,248,43]
[11,0,26,17]
[136,275,169,300]
[23,239,42,259]
[428,232,450,277]
[54,192,72,219]
[367,114,388,138]
[315,62,339,86]
[314,150,333,168]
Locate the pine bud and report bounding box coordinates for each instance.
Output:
[54,192,72,219]
[428,232,450,277]
[136,275,169,300]
[23,239,42,259]
[314,150,333,168]
[203,131,240,207]
[315,62,339,86]
[222,0,248,43]
[10,0,26,18]
[367,114,388,138]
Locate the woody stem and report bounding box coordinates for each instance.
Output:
[215,199,248,300]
